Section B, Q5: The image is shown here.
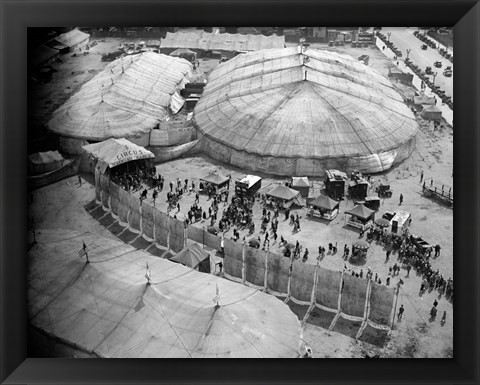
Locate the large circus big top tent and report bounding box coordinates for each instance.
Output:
[194,47,418,176]
[48,52,192,142]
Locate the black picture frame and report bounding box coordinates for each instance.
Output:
[1,0,479,384]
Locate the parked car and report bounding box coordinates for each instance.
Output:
[425,66,433,74]
[434,61,442,68]
[421,44,428,50]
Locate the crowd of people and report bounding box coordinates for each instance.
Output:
[108,165,453,307]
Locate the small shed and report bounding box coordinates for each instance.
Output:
[28,150,64,175]
[267,185,304,209]
[291,177,310,198]
[421,105,442,121]
[199,173,230,196]
[308,195,340,220]
[345,203,375,231]
[169,243,211,273]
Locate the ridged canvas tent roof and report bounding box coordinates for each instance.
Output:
[28,229,302,358]
[292,177,310,188]
[169,243,211,272]
[194,47,418,174]
[48,52,192,141]
[345,203,375,219]
[268,185,299,200]
[47,28,89,50]
[310,195,339,210]
[82,138,154,168]
[200,173,229,185]
[161,31,285,52]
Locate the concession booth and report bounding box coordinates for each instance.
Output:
[199,173,230,196]
[266,185,305,209]
[308,195,340,220]
[345,203,375,231]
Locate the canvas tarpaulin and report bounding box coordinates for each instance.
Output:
[244,246,266,287]
[169,243,210,273]
[128,195,142,232]
[224,238,243,280]
[266,252,291,295]
[28,229,302,358]
[48,52,192,141]
[315,268,342,310]
[204,231,221,251]
[82,138,154,168]
[290,260,316,303]
[340,273,368,318]
[109,182,120,216]
[28,151,64,175]
[141,203,155,239]
[194,47,418,175]
[187,225,204,245]
[118,187,130,223]
[368,282,395,326]
[154,210,169,247]
[168,217,185,253]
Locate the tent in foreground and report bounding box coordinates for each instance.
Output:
[28,229,302,358]
[169,243,211,273]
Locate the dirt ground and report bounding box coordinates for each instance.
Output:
[28,38,453,358]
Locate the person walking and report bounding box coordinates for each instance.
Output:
[420,170,424,183]
[78,174,82,186]
[399,193,403,205]
[177,202,181,213]
[397,305,404,320]
[406,264,412,277]
[441,310,447,324]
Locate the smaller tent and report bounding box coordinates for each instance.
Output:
[421,105,442,121]
[308,194,339,220]
[82,138,154,173]
[47,28,90,53]
[291,177,310,198]
[28,150,64,175]
[169,243,211,273]
[345,203,375,230]
[267,185,305,208]
[200,173,230,195]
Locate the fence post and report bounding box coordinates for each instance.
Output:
[241,239,246,284]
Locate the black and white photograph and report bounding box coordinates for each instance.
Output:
[25,26,455,359]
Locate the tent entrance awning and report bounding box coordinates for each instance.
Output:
[82,138,154,169]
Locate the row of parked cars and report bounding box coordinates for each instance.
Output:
[413,30,453,63]
[375,32,402,57]
[404,58,453,109]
